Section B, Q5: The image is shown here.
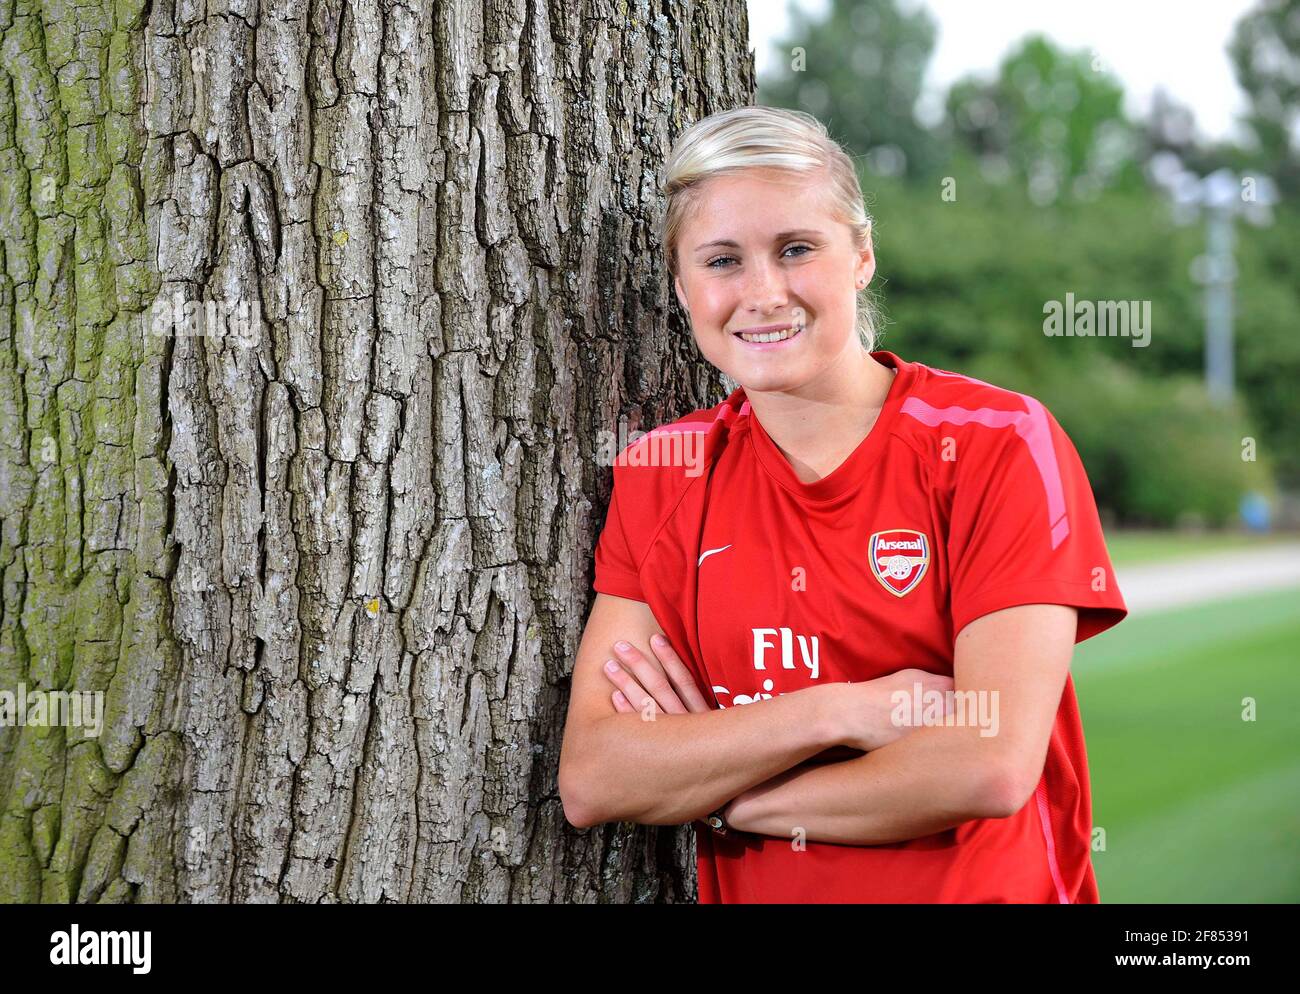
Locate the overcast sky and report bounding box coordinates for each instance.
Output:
[749,0,1261,144]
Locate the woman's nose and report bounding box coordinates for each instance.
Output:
[741,261,788,313]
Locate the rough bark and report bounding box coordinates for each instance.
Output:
[0,0,753,902]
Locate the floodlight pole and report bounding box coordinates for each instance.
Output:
[1203,204,1235,406]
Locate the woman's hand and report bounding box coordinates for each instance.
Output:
[720,791,749,833]
[604,633,712,717]
[719,669,954,835]
[837,668,954,752]
[719,765,805,835]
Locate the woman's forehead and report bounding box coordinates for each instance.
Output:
[683,173,838,241]
[694,166,828,204]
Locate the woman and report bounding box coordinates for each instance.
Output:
[557,106,1127,903]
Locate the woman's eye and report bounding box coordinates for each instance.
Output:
[707,245,811,270]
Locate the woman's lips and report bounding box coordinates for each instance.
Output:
[735,322,792,335]
[733,322,805,348]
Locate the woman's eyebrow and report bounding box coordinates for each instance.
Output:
[693,229,825,253]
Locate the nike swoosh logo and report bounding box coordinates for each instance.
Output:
[698,544,733,567]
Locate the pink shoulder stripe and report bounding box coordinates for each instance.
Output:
[641,395,750,437]
[642,424,706,436]
[900,394,1070,549]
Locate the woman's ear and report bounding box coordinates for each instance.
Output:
[856,236,876,288]
[674,274,688,312]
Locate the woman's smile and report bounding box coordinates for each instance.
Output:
[733,321,806,348]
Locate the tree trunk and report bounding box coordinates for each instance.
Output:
[0,0,753,903]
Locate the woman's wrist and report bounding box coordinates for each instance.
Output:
[823,679,888,753]
[817,681,858,750]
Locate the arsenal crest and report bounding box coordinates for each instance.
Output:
[869,529,930,597]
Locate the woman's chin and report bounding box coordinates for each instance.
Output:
[705,348,816,395]
[732,367,810,395]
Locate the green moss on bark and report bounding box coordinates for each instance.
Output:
[2,0,177,904]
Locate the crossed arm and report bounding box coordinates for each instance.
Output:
[565,599,1077,845]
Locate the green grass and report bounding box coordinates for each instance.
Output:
[1073,587,1300,902]
[1103,528,1294,568]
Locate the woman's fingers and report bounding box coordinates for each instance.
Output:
[606,640,689,714]
[602,635,712,716]
[611,689,635,713]
[602,657,664,717]
[647,634,712,713]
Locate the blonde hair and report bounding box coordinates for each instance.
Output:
[658,105,883,351]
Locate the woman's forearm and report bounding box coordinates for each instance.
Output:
[724,722,1012,845]
[570,684,850,827]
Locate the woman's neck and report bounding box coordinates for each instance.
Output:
[744,346,897,485]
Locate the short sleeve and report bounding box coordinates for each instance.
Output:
[592,477,647,602]
[947,398,1127,643]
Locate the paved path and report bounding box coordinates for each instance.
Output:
[1115,542,1300,615]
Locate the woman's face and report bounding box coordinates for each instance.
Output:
[672,167,874,394]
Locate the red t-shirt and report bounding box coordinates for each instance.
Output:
[591,351,1127,903]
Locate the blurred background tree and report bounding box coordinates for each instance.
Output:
[760,0,945,178]
[944,35,1143,203]
[759,0,1299,526]
[1229,0,1300,197]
